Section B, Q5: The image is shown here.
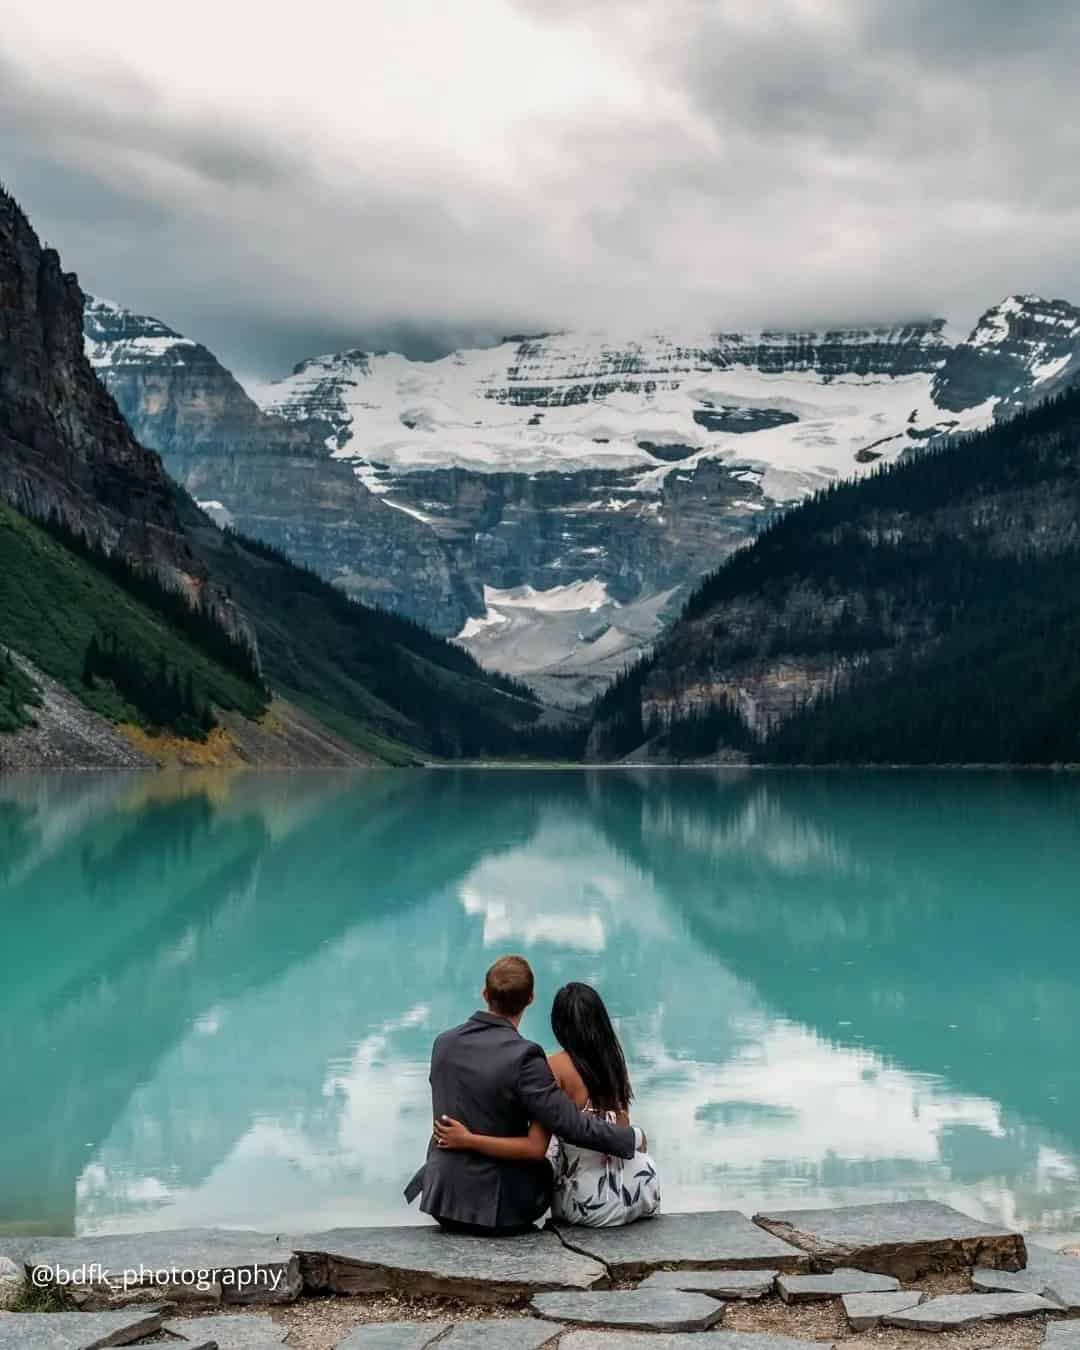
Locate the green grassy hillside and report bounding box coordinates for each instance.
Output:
[0,492,550,763]
[0,500,266,736]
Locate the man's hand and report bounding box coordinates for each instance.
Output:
[433,1115,474,1150]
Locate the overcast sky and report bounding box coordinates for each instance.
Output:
[3,0,1079,378]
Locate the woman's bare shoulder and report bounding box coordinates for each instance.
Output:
[548,1050,588,1102]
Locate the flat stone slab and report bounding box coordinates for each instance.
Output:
[336,1325,562,1350]
[843,1291,925,1330]
[532,1289,724,1332]
[778,1267,900,1303]
[884,1292,1057,1330]
[298,1227,606,1303]
[560,1334,834,1350]
[637,1269,777,1299]
[753,1201,1026,1279]
[551,1212,808,1280]
[439,1324,564,1349]
[164,1311,288,1346]
[26,1229,300,1305]
[0,1307,164,1348]
[335,1326,449,1350]
[974,1245,1080,1311]
[1045,1325,1080,1350]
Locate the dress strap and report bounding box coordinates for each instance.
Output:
[583,1097,617,1124]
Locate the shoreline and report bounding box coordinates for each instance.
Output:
[3,759,1080,775]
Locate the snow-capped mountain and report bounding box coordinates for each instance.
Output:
[933,295,1080,414]
[85,296,1080,705]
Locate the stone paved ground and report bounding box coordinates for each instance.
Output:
[7,1209,1077,1349]
[164,1268,1068,1350]
[974,1244,1080,1313]
[223,1297,525,1350]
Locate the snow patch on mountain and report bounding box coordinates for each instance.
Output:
[969,295,1080,356]
[1033,354,1072,384]
[485,578,612,613]
[457,609,509,641]
[624,367,997,501]
[969,296,1026,350]
[84,295,197,368]
[196,499,233,528]
[457,578,613,645]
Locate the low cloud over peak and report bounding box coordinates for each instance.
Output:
[3,0,1078,374]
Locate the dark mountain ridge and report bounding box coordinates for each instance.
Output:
[588,387,1080,764]
[1,191,192,581]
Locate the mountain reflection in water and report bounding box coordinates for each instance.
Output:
[1,769,1077,1239]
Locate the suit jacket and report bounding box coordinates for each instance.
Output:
[412,1011,637,1229]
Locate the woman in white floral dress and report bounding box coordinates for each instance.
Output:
[434,982,660,1227]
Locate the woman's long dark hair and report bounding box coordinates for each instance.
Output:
[550,982,633,1115]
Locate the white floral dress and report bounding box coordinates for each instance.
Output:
[548,1107,661,1227]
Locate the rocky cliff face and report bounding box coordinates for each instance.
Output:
[84,296,334,459]
[0,192,191,577]
[86,296,471,633]
[85,299,1080,703]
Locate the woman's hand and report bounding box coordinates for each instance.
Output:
[433,1115,474,1150]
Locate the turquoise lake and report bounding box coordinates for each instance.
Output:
[2,769,1079,1241]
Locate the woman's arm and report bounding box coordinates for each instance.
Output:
[518,1045,636,1157]
[434,1115,551,1161]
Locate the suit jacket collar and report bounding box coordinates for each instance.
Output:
[469,1010,519,1032]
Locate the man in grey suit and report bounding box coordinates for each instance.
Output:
[405,954,643,1234]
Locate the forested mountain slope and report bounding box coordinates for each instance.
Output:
[588,389,1080,764]
[0,184,543,765]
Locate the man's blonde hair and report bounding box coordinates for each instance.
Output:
[484,954,534,1017]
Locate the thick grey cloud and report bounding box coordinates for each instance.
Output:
[2,0,1079,377]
